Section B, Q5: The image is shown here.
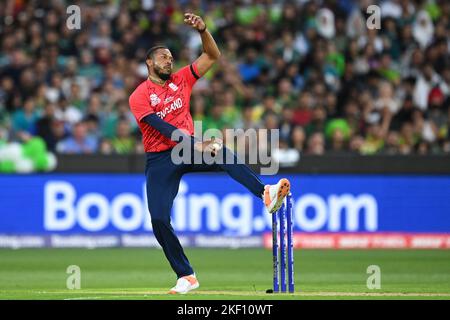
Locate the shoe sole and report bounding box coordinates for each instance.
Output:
[168,282,200,294]
[270,178,290,213]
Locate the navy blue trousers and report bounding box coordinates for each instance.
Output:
[145,146,265,278]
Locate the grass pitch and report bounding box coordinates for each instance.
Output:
[0,248,449,300]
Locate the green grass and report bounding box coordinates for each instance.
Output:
[0,248,449,300]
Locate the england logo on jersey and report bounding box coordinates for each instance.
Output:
[150,93,161,106]
[168,83,178,91]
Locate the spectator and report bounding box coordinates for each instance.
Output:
[36,102,67,152]
[375,81,400,114]
[412,10,434,49]
[361,123,385,155]
[279,108,293,142]
[414,64,449,111]
[238,48,261,83]
[109,120,135,154]
[328,128,347,154]
[316,8,335,40]
[56,121,98,154]
[398,122,417,154]
[383,131,400,155]
[276,32,301,64]
[54,97,83,126]
[307,132,325,155]
[292,92,313,126]
[412,109,438,144]
[222,90,241,128]
[253,95,280,122]
[236,105,260,130]
[290,126,306,153]
[349,135,364,154]
[203,103,228,132]
[11,98,40,140]
[305,105,327,136]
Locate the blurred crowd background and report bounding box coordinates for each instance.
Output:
[0,0,449,163]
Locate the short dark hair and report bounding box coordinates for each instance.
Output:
[145,45,169,60]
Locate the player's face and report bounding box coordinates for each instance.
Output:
[152,49,174,80]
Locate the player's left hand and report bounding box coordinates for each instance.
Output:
[184,13,206,32]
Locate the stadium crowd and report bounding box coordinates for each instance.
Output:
[0,0,449,161]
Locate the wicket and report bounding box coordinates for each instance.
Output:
[272,193,294,293]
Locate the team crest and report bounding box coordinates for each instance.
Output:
[169,83,178,91]
[150,93,161,106]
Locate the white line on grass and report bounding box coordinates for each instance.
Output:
[31,290,450,298]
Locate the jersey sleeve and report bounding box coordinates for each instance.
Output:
[129,89,154,122]
[177,63,200,89]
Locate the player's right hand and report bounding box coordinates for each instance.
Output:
[183,13,206,32]
[194,138,223,156]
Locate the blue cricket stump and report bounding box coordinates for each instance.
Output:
[272,211,279,293]
[272,193,295,293]
[286,193,295,293]
[279,202,286,292]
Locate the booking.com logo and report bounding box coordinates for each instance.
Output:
[170,121,280,175]
[44,180,378,235]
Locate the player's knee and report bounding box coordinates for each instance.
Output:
[151,216,171,227]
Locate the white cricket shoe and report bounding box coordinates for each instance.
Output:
[168,274,199,294]
[263,178,291,214]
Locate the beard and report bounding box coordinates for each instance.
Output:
[154,64,172,80]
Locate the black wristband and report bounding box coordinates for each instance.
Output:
[198,26,207,33]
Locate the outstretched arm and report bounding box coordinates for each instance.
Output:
[184,13,221,77]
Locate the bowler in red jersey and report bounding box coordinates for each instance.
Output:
[129,13,290,294]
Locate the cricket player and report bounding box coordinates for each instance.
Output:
[129,13,290,294]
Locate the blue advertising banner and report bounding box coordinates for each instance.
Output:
[0,174,449,238]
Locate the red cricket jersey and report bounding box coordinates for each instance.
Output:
[129,63,200,152]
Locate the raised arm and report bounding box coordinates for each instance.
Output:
[184,13,221,77]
